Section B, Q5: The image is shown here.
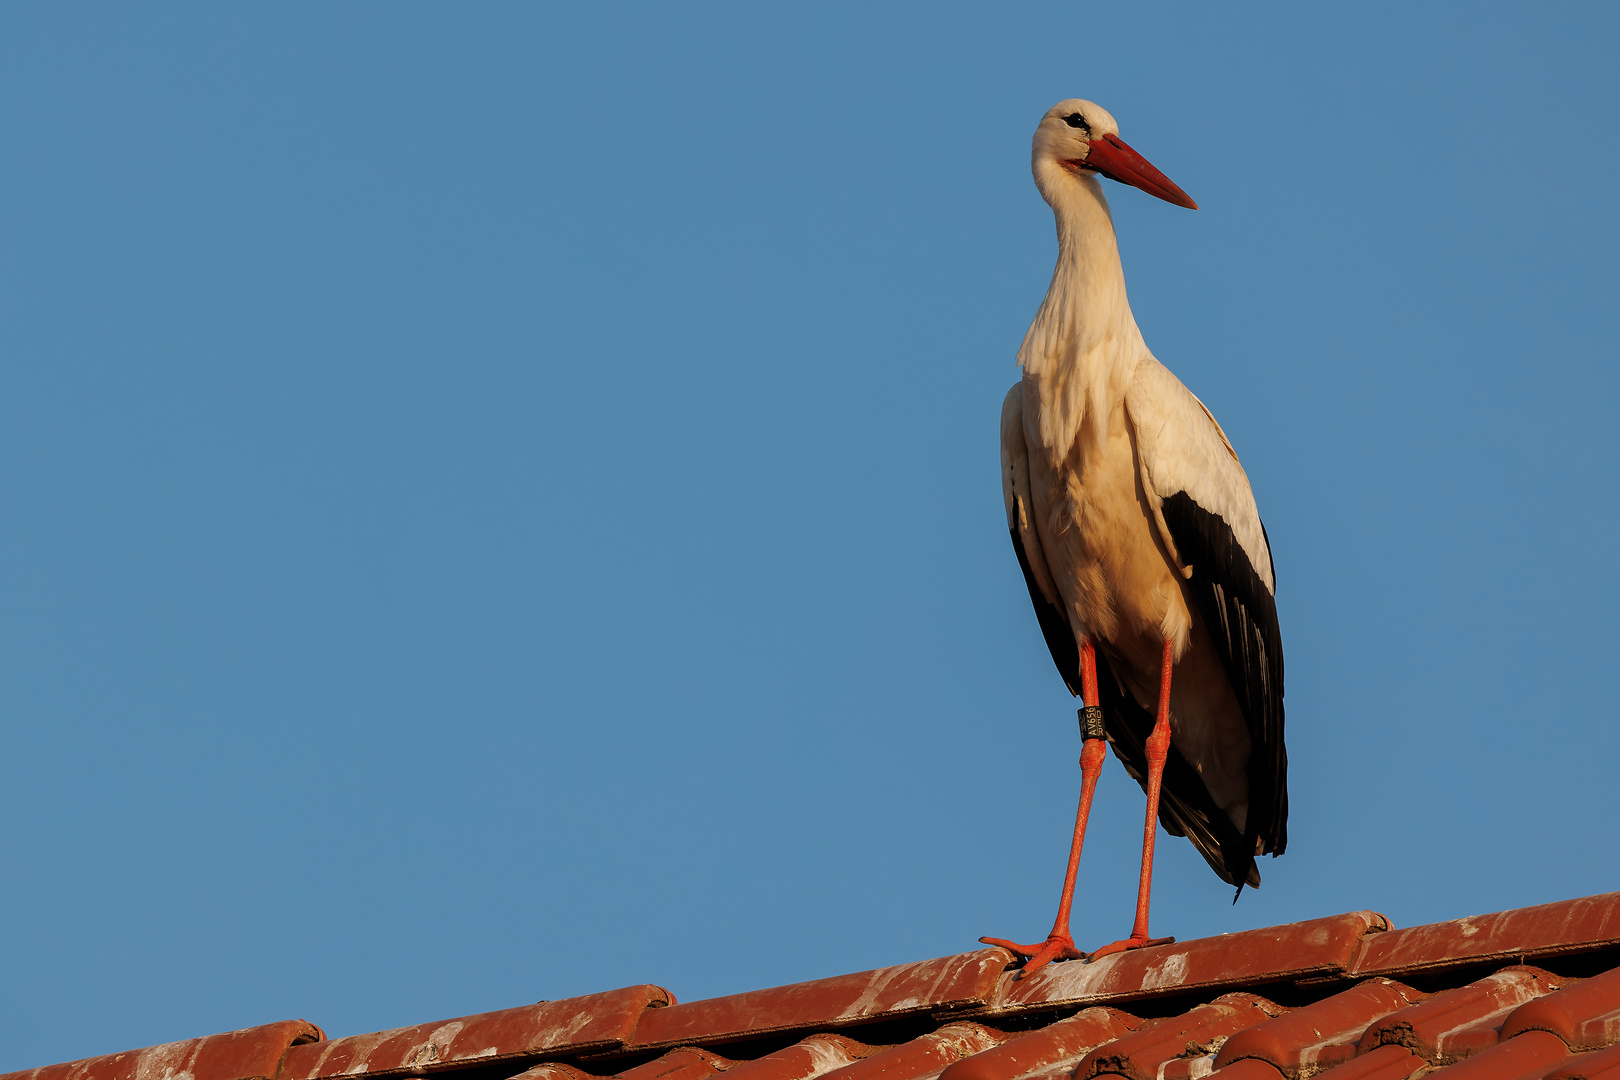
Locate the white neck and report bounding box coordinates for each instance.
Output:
[1017,161,1147,462]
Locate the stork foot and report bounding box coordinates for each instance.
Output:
[979,933,1085,976]
[1086,934,1175,962]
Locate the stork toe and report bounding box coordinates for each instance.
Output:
[1085,934,1175,962]
[979,933,1085,976]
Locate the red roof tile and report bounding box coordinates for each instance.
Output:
[15,893,1620,1080]
[614,1048,736,1080]
[1501,966,1620,1051]
[1545,1043,1620,1080]
[704,1036,875,1080]
[511,1065,597,1080]
[1358,968,1568,1064]
[1,1021,323,1080]
[627,951,1008,1050]
[1356,896,1620,979]
[1216,979,1424,1078]
[937,1008,1142,1080]
[1421,1029,1569,1080]
[1077,993,1284,1080]
[819,1023,1004,1080]
[1000,912,1386,1012]
[1319,1044,1426,1080]
[280,986,672,1080]
[1210,1062,1288,1080]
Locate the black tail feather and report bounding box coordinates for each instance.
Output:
[1093,650,1260,890]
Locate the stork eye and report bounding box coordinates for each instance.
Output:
[1063,113,1090,131]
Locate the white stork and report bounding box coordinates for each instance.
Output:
[982,100,1287,973]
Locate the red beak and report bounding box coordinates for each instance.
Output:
[1072,133,1198,210]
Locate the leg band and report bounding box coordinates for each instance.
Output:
[1078,705,1106,741]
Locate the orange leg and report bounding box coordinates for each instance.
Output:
[1088,639,1177,961]
[981,640,1109,976]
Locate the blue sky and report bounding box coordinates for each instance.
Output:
[1,2,1616,1070]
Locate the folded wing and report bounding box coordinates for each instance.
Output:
[1125,358,1288,871]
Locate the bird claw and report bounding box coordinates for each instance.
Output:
[1085,934,1175,962]
[979,933,1087,977]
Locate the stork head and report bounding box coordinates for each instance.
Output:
[1032,99,1197,210]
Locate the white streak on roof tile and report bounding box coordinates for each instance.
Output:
[1142,951,1190,991]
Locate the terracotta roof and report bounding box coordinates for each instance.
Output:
[12,893,1620,1080]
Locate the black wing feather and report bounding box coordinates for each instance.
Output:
[1009,528,1081,696]
[1158,493,1288,870]
[1008,527,1262,888]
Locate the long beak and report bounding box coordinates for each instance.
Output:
[1076,133,1198,209]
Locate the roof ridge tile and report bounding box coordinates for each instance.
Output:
[280,985,672,1080]
[999,913,1386,1012]
[0,1020,323,1080]
[625,951,1012,1051]
[1355,894,1620,980]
